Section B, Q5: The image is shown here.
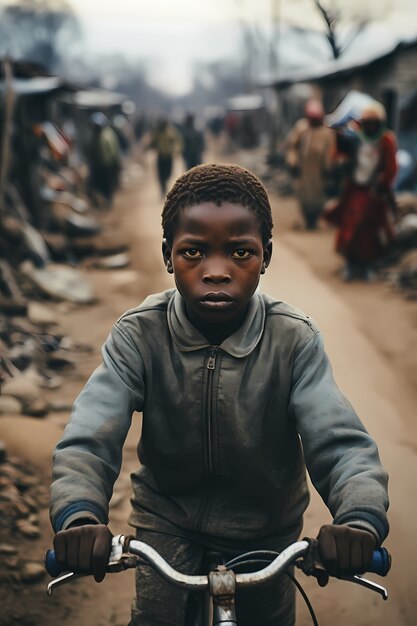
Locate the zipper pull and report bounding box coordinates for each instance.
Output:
[207,347,217,370]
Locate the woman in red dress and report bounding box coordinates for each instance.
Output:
[330,102,397,280]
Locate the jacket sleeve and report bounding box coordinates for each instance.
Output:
[50,323,145,531]
[288,331,389,545]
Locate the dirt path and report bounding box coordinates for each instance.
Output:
[1,152,416,625]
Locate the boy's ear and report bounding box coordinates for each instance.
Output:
[261,241,273,275]
[162,239,174,274]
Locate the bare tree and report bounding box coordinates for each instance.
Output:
[313,0,366,59]
[311,0,393,59]
[0,0,82,72]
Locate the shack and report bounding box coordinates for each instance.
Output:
[0,60,73,225]
[225,94,267,148]
[56,88,132,159]
[267,35,417,138]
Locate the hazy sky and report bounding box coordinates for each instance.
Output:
[4,0,416,94]
[65,0,417,93]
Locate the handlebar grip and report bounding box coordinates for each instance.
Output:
[369,548,391,576]
[45,550,67,577]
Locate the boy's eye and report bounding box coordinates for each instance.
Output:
[183,249,202,259]
[232,249,251,259]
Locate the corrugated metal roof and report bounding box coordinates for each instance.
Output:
[62,89,127,109]
[0,76,65,96]
[267,35,417,89]
[226,94,264,111]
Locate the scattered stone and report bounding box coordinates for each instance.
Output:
[19,561,46,583]
[40,231,71,261]
[59,336,93,353]
[0,544,18,556]
[92,253,130,270]
[52,205,101,237]
[5,555,20,570]
[0,296,28,316]
[13,496,31,518]
[388,249,417,298]
[20,261,95,304]
[27,301,58,327]
[20,221,51,266]
[2,373,44,404]
[0,462,21,481]
[47,353,76,371]
[48,400,73,412]
[39,374,63,390]
[396,192,417,218]
[0,482,20,501]
[15,475,40,491]
[15,519,40,539]
[72,234,128,258]
[28,513,39,526]
[23,397,49,418]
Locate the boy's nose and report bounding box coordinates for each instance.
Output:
[202,262,231,284]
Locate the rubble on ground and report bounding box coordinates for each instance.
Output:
[0,441,48,584]
[396,192,417,218]
[375,193,417,298]
[387,249,417,299]
[0,73,133,421]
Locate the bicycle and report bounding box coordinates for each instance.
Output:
[45,534,391,626]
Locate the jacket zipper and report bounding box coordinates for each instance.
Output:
[206,346,218,475]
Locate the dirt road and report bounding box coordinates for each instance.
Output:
[1,152,416,625]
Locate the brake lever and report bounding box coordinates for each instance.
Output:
[46,534,137,596]
[338,574,388,600]
[296,538,388,601]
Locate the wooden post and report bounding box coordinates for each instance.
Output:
[0,58,15,223]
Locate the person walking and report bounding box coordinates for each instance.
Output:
[286,100,336,229]
[87,112,121,208]
[326,102,398,280]
[148,118,182,196]
[181,113,205,170]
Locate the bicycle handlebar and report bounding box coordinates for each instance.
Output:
[45,535,391,581]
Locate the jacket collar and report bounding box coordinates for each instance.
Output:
[167,289,266,358]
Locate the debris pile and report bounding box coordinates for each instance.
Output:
[376,193,417,297]
[0,441,48,584]
[0,59,134,416]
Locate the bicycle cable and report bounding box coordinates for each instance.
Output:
[224,550,319,626]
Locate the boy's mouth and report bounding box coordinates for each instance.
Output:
[200,292,236,309]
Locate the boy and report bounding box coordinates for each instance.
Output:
[50,164,389,625]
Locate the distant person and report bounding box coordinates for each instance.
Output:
[181,113,205,170]
[286,100,336,230]
[88,112,121,208]
[326,102,398,280]
[113,114,132,156]
[241,113,258,148]
[225,111,239,146]
[148,118,182,196]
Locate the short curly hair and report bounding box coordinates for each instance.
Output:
[162,163,273,244]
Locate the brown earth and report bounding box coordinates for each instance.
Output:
[0,150,416,626]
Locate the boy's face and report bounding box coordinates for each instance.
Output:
[163,202,272,326]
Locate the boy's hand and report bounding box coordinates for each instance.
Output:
[317,524,376,580]
[53,524,113,582]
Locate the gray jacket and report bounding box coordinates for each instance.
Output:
[50,289,389,546]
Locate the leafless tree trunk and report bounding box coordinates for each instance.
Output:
[313,0,368,59]
[0,59,15,223]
